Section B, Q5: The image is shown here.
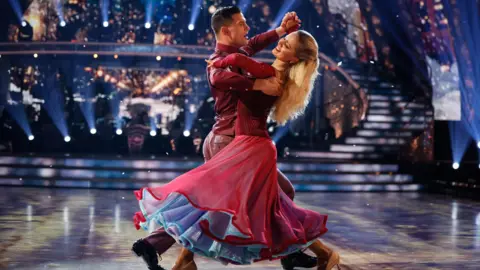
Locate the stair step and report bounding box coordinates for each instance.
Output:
[367,89,402,95]
[368,109,433,115]
[362,122,426,130]
[288,174,413,182]
[367,95,406,101]
[376,82,399,88]
[356,130,413,137]
[330,144,399,153]
[287,151,382,160]
[351,75,379,81]
[330,145,374,152]
[293,183,422,192]
[277,163,399,172]
[367,95,427,102]
[369,101,428,109]
[345,137,407,145]
[343,69,360,75]
[366,115,433,122]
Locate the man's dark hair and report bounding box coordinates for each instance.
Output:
[211,6,242,35]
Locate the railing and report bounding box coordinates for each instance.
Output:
[0,42,275,62]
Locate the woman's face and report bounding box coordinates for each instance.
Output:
[272,32,299,63]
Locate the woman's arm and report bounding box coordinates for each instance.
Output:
[209,53,276,79]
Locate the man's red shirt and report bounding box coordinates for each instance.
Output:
[206,30,279,136]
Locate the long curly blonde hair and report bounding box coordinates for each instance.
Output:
[271,30,320,125]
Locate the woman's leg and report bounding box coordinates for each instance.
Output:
[277,169,295,200]
[172,247,196,270]
[308,240,340,270]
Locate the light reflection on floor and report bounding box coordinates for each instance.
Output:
[0,187,479,269]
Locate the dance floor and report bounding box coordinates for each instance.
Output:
[1,187,479,269]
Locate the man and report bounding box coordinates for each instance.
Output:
[133,6,316,270]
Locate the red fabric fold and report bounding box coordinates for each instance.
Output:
[133,211,146,230]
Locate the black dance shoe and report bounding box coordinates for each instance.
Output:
[132,239,166,270]
[281,250,318,270]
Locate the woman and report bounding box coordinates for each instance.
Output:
[133,30,340,270]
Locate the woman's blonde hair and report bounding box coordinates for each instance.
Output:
[271,30,320,125]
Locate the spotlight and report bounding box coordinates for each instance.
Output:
[477,141,480,149]
[208,5,217,14]
[90,128,97,134]
[60,21,66,27]
[64,136,71,142]
[452,162,459,170]
[156,56,162,61]
[150,130,157,136]
[183,130,190,137]
[188,24,194,31]
[145,22,151,29]
[21,21,27,27]
[103,21,109,27]
[28,135,34,141]
[116,129,123,135]
[93,54,98,59]
[33,53,38,58]
[114,54,118,59]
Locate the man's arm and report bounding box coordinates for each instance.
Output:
[209,67,255,91]
[209,67,282,96]
[241,12,301,56]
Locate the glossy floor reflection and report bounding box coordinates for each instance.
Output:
[1,187,479,269]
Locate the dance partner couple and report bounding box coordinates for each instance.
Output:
[132,6,341,270]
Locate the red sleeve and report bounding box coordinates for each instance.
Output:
[209,67,255,91]
[212,53,276,78]
[240,30,279,56]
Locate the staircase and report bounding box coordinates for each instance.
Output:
[285,63,433,191]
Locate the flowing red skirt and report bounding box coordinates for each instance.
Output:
[134,135,328,263]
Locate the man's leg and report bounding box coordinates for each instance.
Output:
[173,132,234,270]
[132,228,175,270]
[205,132,234,160]
[132,132,221,270]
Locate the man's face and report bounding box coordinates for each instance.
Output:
[223,13,250,47]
